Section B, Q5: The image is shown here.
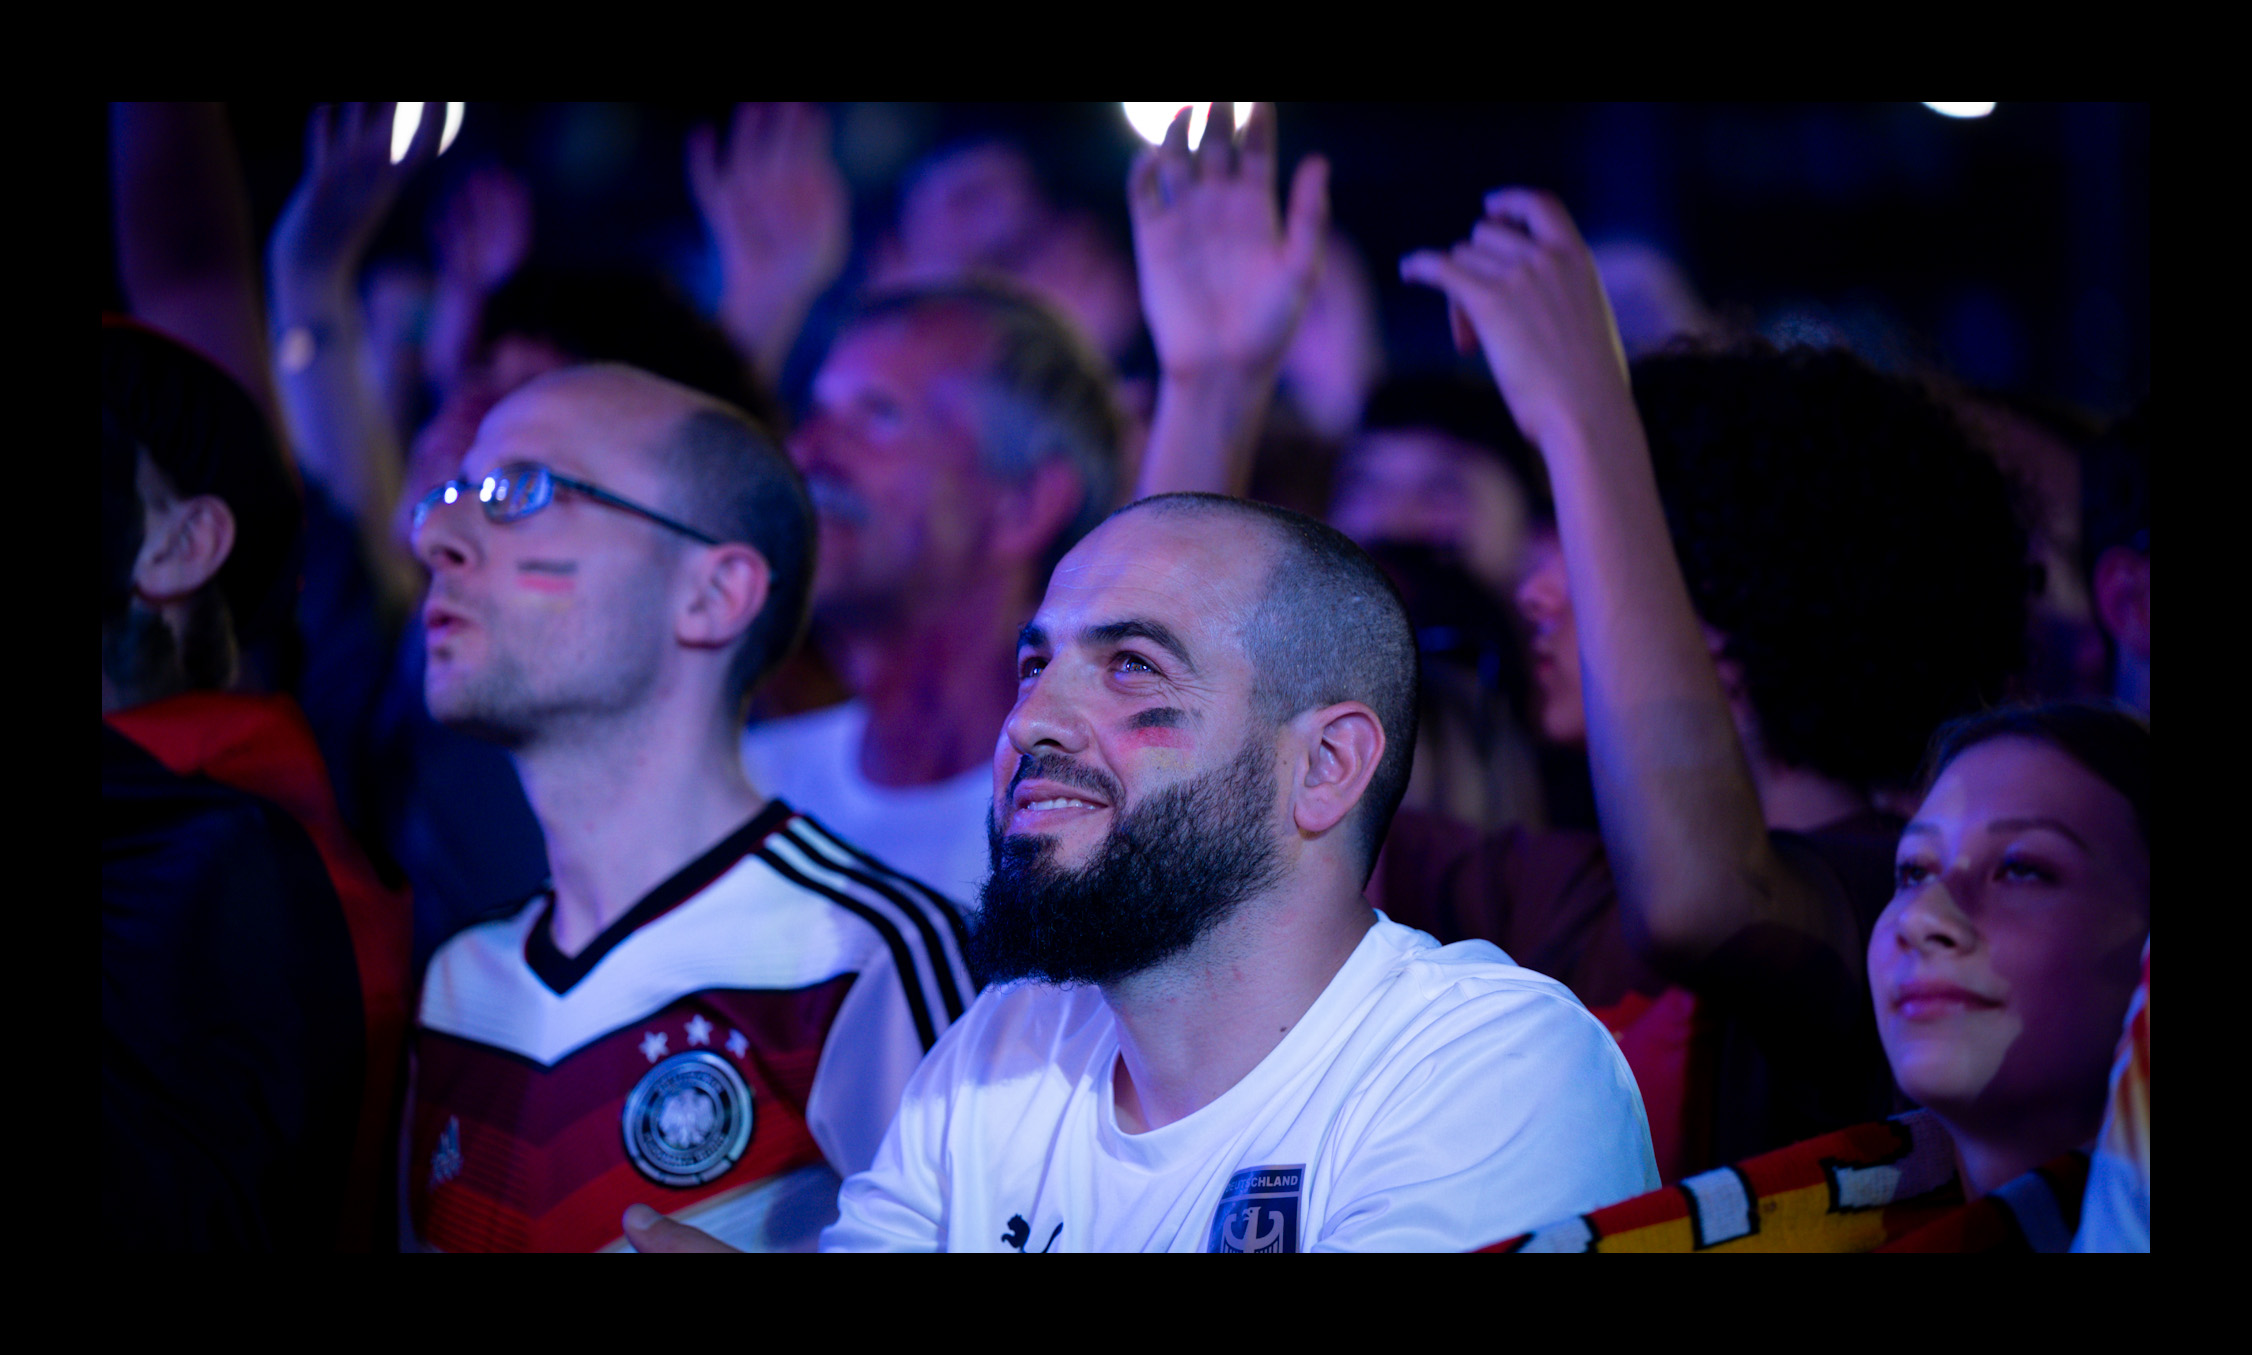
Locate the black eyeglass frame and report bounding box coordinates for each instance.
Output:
[413,462,722,546]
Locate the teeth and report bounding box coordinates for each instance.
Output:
[1027,798,1097,812]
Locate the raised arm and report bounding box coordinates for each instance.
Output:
[110,102,281,429]
[1130,103,1328,499]
[268,102,440,619]
[1400,191,1847,972]
[689,102,851,395]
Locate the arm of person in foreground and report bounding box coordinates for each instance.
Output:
[268,102,440,621]
[1400,191,1849,973]
[1131,102,1329,500]
[110,102,283,429]
[689,102,850,396]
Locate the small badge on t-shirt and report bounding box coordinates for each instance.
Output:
[1206,1164,1304,1253]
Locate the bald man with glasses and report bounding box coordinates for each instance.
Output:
[404,364,972,1252]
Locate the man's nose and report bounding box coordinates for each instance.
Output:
[413,493,482,574]
[1003,667,1091,757]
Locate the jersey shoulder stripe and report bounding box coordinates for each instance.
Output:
[779,815,974,1020]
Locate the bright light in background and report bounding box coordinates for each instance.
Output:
[1923,102,1997,119]
[391,102,466,162]
[1122,103,1258,150]
[391,103,425,163]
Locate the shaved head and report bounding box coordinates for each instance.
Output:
[1120,493,1419,874]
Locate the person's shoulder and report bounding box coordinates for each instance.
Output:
[760,807,977,1048]
[1361,915,1621,1049]
[762,808,970,938]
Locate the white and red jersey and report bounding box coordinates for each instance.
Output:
[409,801,972,1251]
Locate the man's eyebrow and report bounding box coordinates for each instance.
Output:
[1986,816,2089,849]
[1901,822,1939,837]
[1017,623,1048,652]
[1085,619,1195,671]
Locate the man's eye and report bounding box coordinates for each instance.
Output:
[1893,860,1934,891]
[1117,653,1157,676]
[1019,655,1047,680]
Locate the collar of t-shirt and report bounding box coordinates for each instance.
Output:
[524,798,797,995]
[1091,915,1397,1172]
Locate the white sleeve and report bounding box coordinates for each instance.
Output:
[819,1006,982,1252]
[1312,982,1661,1252]
[802,940,936,1181]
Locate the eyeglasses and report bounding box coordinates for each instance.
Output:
[412,462,721,546]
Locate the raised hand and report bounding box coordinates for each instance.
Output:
[1130,103,1329,380]
[1398,189,1632,454]
[689,102,851,383]
[271,103,439,294]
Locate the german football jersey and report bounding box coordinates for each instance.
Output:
[410,801,972,1251]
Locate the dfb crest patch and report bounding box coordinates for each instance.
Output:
[1206,1164,1304,1253]
[622,1051,754,1188]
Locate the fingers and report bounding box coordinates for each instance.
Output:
[1280,155,1330,281]
[1470,217,1540,262]
[1154,105,1195,205]
[1482,187,1584,248]
[1197,102,1240,178]
[1127,146,1164,220]
[621,1203,742,1253]
[1237,101,1277,172]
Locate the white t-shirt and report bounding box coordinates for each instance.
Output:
[823,915,1659,1252]
[742,701,993,910]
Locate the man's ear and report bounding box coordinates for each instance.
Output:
[1289,701,1385,838]
[987,461,1084,571]
[134,494,235,603]
[2093,546,2151,661]
[676,543,772,651]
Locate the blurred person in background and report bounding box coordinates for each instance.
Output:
[2081,402,2149,717]
[1953,390,2111,703]
[407,365,970,1251]
[739,277,1123,907]
[102,320,397,1249]
[1393,188,2031,1181]
[1495,704,2147,1252]
[1328,374,1550,833]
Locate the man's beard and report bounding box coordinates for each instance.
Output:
[968,734,1286,989]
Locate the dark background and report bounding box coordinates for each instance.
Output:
[106,102,2149,415]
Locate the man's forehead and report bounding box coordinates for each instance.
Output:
[469,374,666,484]
[1033,509,1270,644]
[822,310,990,389]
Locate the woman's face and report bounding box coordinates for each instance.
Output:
[1869,737,2147,1136]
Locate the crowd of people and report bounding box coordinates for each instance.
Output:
[102,102,2150,1252]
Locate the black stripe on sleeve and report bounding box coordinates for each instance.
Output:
[780,819,971,1023]
[798,819,976,963]
[755,846,939,1050]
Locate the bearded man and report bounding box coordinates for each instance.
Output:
[631,493,1656,1252]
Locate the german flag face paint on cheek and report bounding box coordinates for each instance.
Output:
[516,559,578,596]
[1123,705,1191,750]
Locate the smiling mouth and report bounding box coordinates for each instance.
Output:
[1889,982,2003,1021]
